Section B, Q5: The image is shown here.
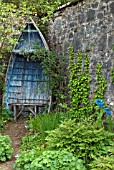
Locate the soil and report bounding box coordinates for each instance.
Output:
[0,120,28,170]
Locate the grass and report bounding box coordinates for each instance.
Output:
[28,111,72,141]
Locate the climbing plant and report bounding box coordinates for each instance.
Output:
[110,67,114,84]
[94,63,107,100]
[0,1,31,101]
[0,0,71,108]
[29,46,68,110]
[2,0,72,33]
[68,46,107,118]
[68,46,91,117]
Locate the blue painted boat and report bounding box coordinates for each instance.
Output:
[4,20,50,119]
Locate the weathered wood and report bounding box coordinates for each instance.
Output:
[9,98,51,121]
[9,103,49,106]
[16,107,24,119]
[13,105,17,122]
[4,20,50,120]
[28,107,36,117]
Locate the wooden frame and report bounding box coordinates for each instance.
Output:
[9,96,51,122]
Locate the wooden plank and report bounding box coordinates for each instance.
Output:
[13,105,17,122]
[23,30,38,32]
[28,107,36,117]
[9,102,49,106]
[48,96,52,113]
[16,107,24,119]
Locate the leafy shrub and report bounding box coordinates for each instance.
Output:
[29,112,71,141]
[46,116,114,164]
[0,135,14,162]
[0,107,13,131]
[20,133,41,151]
[102,115,114,132]
[14,149,86,170]
[13,148,44,170]
[31,150,86,170]
[20,112,72,155]
[89,148,114,170]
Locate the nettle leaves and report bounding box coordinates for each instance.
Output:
[0,135,14,162]
[31,150,86,170]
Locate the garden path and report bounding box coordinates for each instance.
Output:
[0,120,28,170]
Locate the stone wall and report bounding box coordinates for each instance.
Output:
[47,0,114,110]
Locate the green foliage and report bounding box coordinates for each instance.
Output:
[14,149,86,170]
[0,1,29,54]
[5,0,71,22]
[0,134,14,162]
[29,112,71,142]
[0,0,69,108]
[89,148,114,170]
[20,112,72,153]
[46,116,114,165]
[68,46,107,118]
[94,63,107,99]
[110,67,114,84]
[0,107,13,132]
[13,148,44,170]
[31,150,86,170]
[0,0,71,54]
[20,133,41,151]
[2,0,72,34]
[31,46,67,110]
[0,1,31,98]
[102,115,114,132]
[68,46,92,117]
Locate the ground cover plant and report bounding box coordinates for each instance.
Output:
[16,113,114,169]
[13,148,44,170]
[45,116,114,165]
[0,134,14,162]
[28,112,72,141]
[20,111,72,152]
[30,150,86,170]
[20,133,41,151]
[13,150,86,170]
[0,107,13,132]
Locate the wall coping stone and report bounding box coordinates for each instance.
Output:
[54,0,84,12]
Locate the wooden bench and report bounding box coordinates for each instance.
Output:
[9,97,52,122]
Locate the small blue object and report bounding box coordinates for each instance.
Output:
[103,108,112,116]
[95,99,104,108]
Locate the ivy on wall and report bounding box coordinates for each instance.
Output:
[68,46,91,117]
[110,67,114,84]
[94,63,107,100]
[68,46,107,118]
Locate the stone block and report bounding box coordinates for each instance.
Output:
[86,9,95,22]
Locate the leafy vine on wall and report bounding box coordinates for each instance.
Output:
[28,45,68,110]
[68,46,107,118]
[110,67,114,84]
